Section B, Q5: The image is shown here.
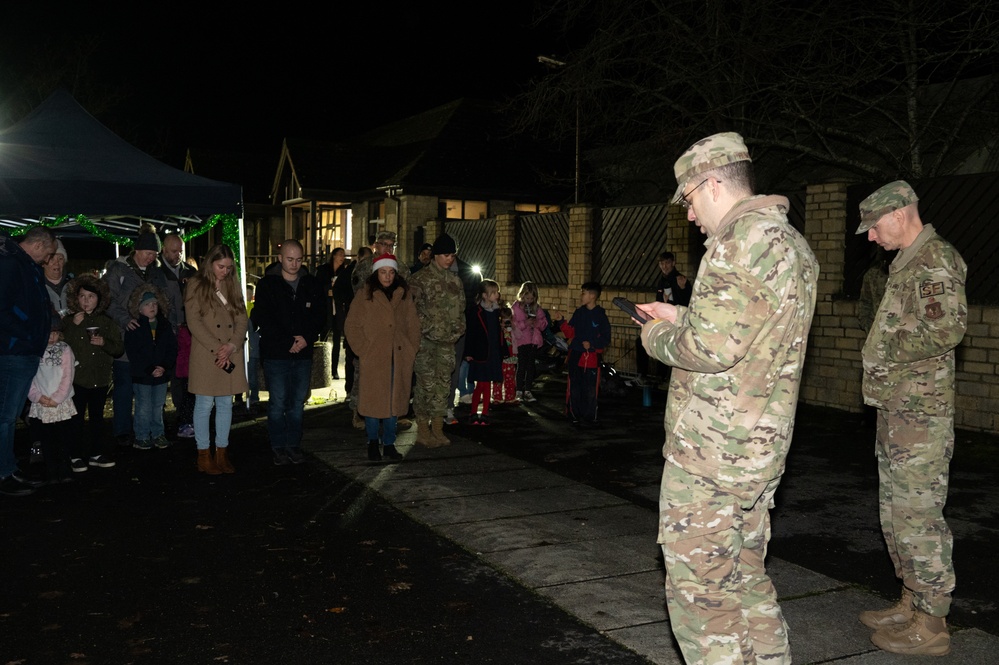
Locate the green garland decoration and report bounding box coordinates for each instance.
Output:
[9,213,238,247]
[9,212,241,270]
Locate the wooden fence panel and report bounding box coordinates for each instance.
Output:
[444,218,497,280]
[517,212,569,285]
[597,205,671,288]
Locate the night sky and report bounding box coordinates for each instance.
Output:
[1,4,550,161]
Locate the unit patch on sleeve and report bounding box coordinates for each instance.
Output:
[924,298,944,320]
[919,281,945,298]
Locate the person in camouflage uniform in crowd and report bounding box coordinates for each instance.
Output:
[409,234,465,447]
[856,181,967,657]
[637,132,818,665]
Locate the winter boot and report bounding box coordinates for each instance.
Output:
[215,447,235,474]
[382,445,403,461]
[415,417,435,447]
[871,610,950,656]
[430,418,451,446]
[367,440,382,461]
[860,587,914,629]
[197,449,222,475]
[352,410,365,430]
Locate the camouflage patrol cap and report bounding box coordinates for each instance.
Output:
[856,180,919,234]
[672,132,751,204]
[376,230,397,243]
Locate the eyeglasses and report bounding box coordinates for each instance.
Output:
[679,178,717,209]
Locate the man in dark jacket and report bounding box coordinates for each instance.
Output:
[251,239,324,466]
[0,227,57,496]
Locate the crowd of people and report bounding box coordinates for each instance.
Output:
[0,134,967,661]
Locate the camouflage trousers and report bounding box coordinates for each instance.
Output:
[875,409,955,616]
[413,339,455,418]
[658,461,790,665]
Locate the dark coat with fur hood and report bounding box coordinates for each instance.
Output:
[62,275,124,388]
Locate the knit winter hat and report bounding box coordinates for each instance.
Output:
[53,239,68,262]
[134,230,162,252]
[372,254,399,273]
[139,291,159,307]
[432,234,457,255]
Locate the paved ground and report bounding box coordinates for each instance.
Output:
[3,367,997,664]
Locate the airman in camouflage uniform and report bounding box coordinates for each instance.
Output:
[410,234,465,446]
[856,181,967,657]
[639,132,818,665]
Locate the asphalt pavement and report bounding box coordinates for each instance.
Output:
[3,366,998,664]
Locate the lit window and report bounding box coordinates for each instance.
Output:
[443,199,488,220]
[465,201,488,220]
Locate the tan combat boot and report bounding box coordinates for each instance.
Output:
[415,417,435,447]
[215,447,235,474]
[430,418,451,446]
[870,609,950,656]
[860,587,914,629]
[197,449,222,475]
[352,410,365,430]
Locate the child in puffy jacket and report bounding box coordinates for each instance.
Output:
[511,281,548,402]
[123,285,177,451]
[28,317,78,483]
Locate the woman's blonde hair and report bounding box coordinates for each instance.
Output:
[189,244,244,318]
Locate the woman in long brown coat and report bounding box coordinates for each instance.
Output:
[184,244,248,474]
[344,254,420,462]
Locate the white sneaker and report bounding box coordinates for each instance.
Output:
[445,409,458,425]
[523,391,537,402]
[459,394,472,405]
[515,391,523,401]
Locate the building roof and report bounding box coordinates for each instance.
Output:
[275,99,570,204]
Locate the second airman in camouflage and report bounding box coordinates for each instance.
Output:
[410,234,465,447]
[638,132,818,665]
[856,180,967,657]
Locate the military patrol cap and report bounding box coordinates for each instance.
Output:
[856,180,919,234]
[375,230,397,243]
[672,132,752,204]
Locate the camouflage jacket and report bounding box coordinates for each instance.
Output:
[642,195,819,484]
[861,224,967,415]
[409,260,466,344]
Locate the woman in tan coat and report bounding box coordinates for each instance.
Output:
[344,254,420,462]
[184,244,248,474]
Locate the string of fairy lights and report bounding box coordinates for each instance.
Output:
[9,213,241,266]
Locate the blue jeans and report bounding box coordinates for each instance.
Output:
[263,358,311,450]
[364,416,398,446]
[112,360,134,436]
[132,383,167,440]
[194,394,233,451]
[0,355,41,477]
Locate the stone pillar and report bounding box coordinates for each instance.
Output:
[494,212,517,289]
[567,203,597,291]
[799,182,865,412]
